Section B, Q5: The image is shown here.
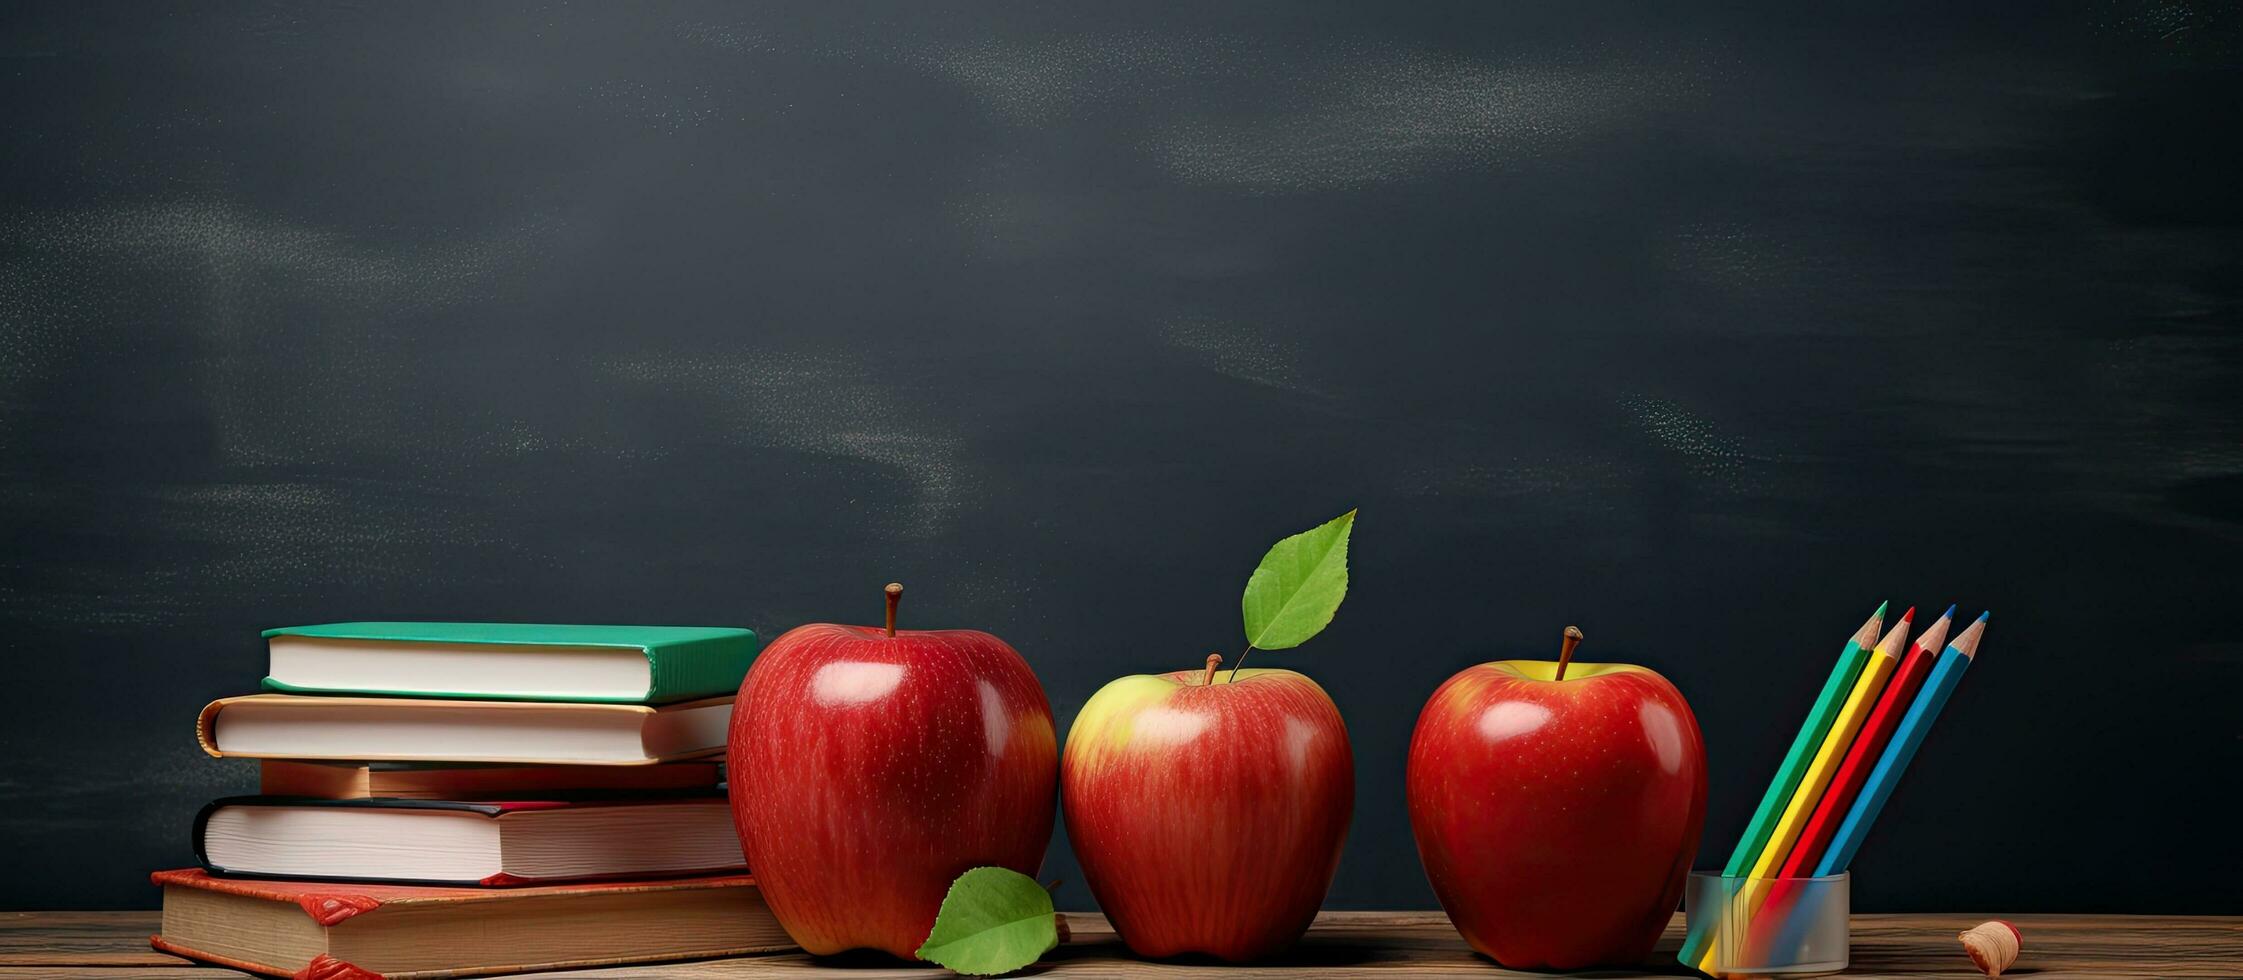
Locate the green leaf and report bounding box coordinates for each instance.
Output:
[915,867,1058,976]
[1241,508,1356,651]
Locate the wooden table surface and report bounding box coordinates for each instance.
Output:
[4,909,2237,978]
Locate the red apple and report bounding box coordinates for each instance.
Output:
[1062,657,1353,961]
[1407,628,1706,969]
[728,584,1057,958]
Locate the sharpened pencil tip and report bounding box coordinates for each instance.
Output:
[1941,604,1958,621]
[1873,600,1889,618]
[1900,606,1915,622]
[1977,610,1990,623]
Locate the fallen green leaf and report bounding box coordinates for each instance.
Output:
[1240,508,1356,651]
[915,866,1058,976]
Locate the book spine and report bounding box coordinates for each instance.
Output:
[195,700,228,758]
[190,800,218,872]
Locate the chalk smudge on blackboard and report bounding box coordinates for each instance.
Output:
[1,477,535,632]
[947,184,1108,263]
[1397,452,1634,502]
[1158,315,1321,396]
[1666,221,1821,296]
[608,353,974,539]
[1618,394,1758,496]
[0,201,558,313]
[0,200,563,465]
[1391,397,1760,511]
[676,21,771,55]
[155,482,520,586]
[926,33,1238,125]
[1156,47,1722,193]
[582,77,725,133]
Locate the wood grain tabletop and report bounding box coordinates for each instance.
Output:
[3,909,2237,978]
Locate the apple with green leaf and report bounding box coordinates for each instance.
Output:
[1407,626,1706,969]
[1062,510,1357,961]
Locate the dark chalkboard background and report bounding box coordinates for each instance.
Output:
[4,2,2239,913]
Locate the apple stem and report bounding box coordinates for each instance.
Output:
[1554,625,1584,681]
[884,582,903,638]
[1202,653,1223,686]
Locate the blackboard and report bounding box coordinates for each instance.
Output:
[3,2,2238,913]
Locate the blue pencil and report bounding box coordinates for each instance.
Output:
[1812,611,1988,876]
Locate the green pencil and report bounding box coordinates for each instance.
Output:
[1678,601,1885,966]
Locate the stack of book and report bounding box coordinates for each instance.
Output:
[152,622,795,978]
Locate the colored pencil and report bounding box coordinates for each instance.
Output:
[1747,608,1912,878]
[1743,607,1957,960]
[1781,605,1953,877]
[1675,603,1883,966]
[1690,609,1912,976]
[1812,611,1988,877]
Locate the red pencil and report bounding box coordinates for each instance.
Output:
[1776,605,1956,878]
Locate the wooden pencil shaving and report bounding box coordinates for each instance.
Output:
[1958,920,2022,977]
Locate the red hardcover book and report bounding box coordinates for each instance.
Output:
[150,868,792,979]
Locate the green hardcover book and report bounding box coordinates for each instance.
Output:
[260,623,760,704]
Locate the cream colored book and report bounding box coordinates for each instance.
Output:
[197,694,732,765]
[196,796,744,885]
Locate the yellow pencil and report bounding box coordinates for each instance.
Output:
[1694,608,1913,976]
